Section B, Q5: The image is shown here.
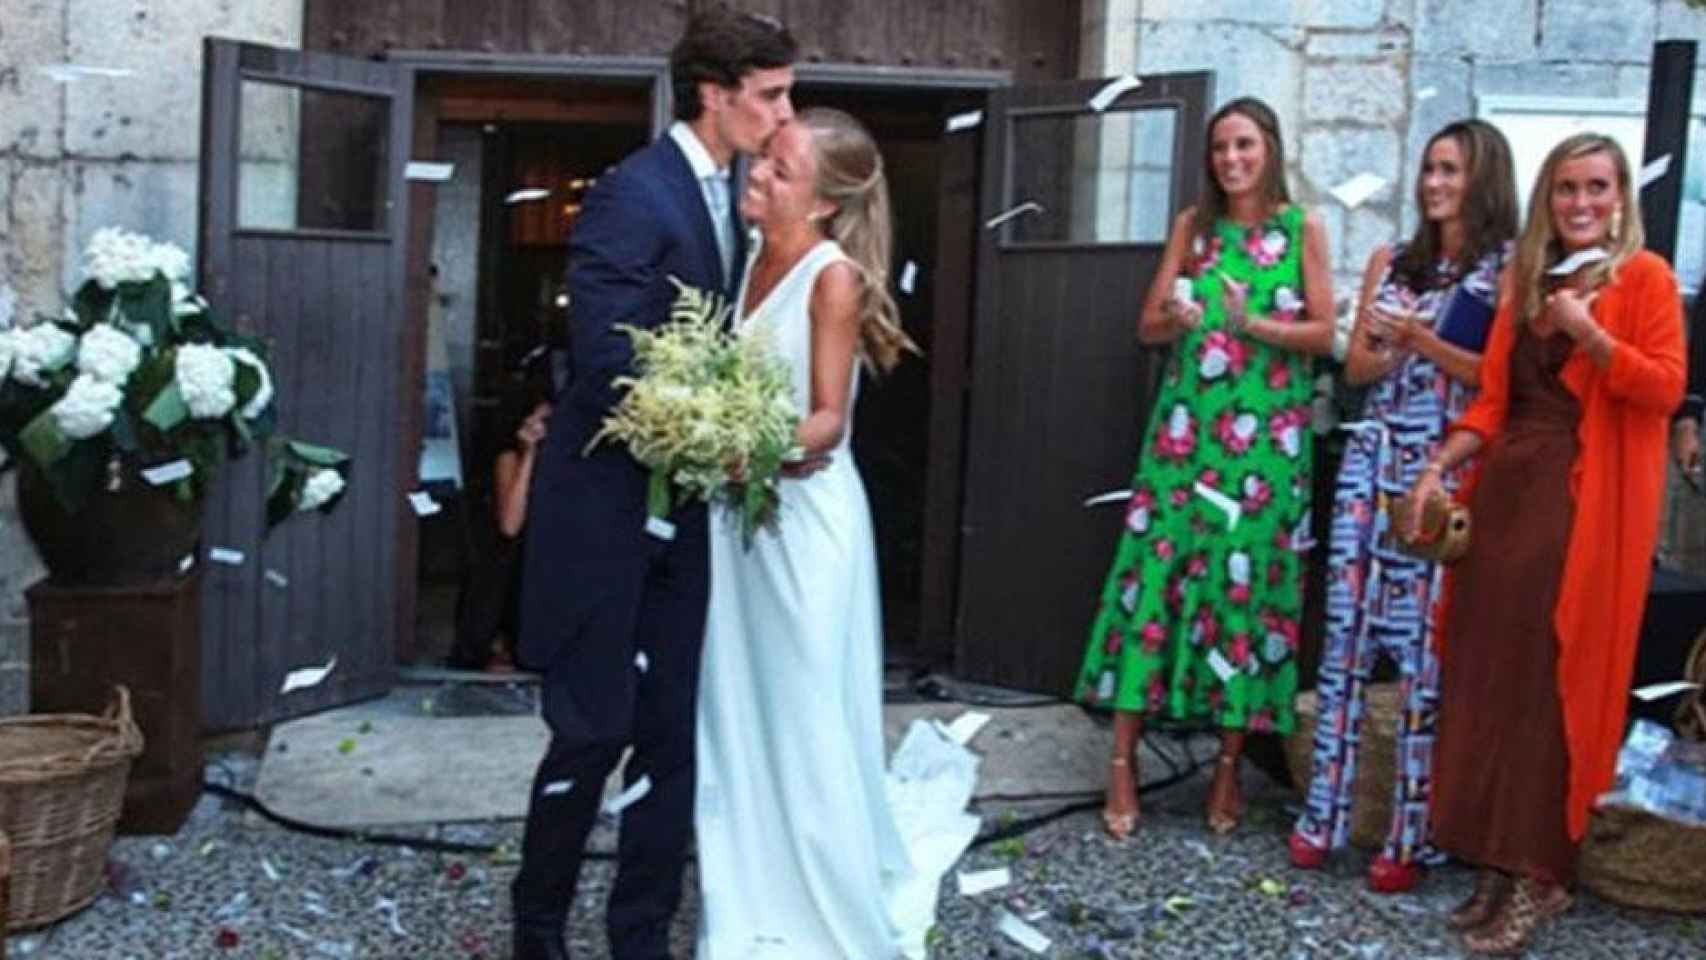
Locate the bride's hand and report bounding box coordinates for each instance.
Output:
[782,454,831,478]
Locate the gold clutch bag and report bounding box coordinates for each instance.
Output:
[1387,491,1472,564]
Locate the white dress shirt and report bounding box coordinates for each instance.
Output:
[668,121,736,283]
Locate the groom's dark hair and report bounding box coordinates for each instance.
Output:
[670,7,797,122]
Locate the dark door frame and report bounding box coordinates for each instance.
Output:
[198,38,416,728]
[790,64,1009,668]
[380,51,1010,666]
[956,71,1214,696]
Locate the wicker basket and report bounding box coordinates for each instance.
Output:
[1284,682,1404,850]
[0,687,143,929]
[1579,627,1706,914]
[1579,803,1706,914]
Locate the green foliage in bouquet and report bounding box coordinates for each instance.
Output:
[0,228,350,528]
[586,277,800,544]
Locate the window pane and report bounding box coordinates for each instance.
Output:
[1006,107,1177,245]
[239,80,390,232]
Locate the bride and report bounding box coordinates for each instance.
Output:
[693,107,930,959]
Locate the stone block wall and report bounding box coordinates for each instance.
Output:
[0,0,302,715]
[1083,0,1706,570]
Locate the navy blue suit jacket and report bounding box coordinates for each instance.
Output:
[517,134,745,674]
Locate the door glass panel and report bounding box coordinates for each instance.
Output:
[239,80,390,232]
[1005,106,1177,246]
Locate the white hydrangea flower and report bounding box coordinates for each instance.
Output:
[84,227,193,289]
[225,347,274,419]
[50,374,123,439]
[84,227,156,288]
[0,283,17,330]
[297,467,345,512]
[12,323,77,387]
[152,243,191,282]
[175,343,237,418]
[76,323,142,384]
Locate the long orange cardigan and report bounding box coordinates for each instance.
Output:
[1448,250,1685,841]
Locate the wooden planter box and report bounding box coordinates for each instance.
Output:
[27,574,203,835]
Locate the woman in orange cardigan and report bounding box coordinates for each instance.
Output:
[1402,132,1684,955]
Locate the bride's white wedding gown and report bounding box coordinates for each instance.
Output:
[694,239,961,960]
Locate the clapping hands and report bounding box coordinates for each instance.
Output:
[1219,273,1251,333]
[1361,303,1420,353]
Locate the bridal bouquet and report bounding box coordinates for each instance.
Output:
[587,278,799,543]
[0,227,351,527]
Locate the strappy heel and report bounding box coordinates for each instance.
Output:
[1447,870,1510,931]
[1461,877,1571,956]
[1101,755,1140,840]
[1206,754,1242,835]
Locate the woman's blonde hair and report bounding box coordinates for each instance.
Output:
[796,107,917,372]
[1509,132,1645,327]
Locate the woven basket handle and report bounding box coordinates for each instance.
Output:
[1678,628,1706,743]
[78,685,144,766]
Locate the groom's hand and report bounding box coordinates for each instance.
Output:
[782,455,831,478]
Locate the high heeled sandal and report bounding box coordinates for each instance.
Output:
[1101,755,1139,840]
[1447,870,1510,931]
[1205,754,1242,835]
[1461,878,1571,956]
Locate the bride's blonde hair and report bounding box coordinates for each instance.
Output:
[797,107,918,373]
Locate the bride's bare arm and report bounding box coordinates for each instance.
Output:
[796,260,862,458]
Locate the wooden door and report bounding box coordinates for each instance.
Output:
[955,73,1212,696]
[197,39,414,728]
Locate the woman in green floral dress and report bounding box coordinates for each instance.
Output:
[1080,98,1336,838]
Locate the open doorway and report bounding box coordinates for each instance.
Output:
[400,63,999,676]
[410,72,653,669]
[791,80,987,669]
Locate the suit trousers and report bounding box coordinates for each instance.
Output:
[511,515,708,960]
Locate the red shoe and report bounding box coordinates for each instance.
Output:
[1288,831,1327,870]
[1366,854,1421,894]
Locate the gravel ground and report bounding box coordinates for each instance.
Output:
[7,747,1704,959]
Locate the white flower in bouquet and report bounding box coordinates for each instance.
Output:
[297,467,345,512]
[0,283,17,330]
[84,227,191,289]
[50,374,123,439]
[588,280,799,542]
[175,342,237,418]
[0,329,14,382]
[76,323,142,384]
[11,322,77,387]
[225,347,274,419]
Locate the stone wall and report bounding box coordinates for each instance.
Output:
[1086,0,1706,293]
[0,0,302,715]
[1084,0,1706,570]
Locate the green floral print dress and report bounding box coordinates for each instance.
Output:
[1076,205,1315,735]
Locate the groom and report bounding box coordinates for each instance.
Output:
[511,10,796,960]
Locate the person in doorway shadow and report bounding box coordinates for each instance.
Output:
[507,10,796,960]
[449,359,554,673]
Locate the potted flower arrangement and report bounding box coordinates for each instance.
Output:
[0,228,351,585]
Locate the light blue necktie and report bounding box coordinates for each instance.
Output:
[704,172,735,283]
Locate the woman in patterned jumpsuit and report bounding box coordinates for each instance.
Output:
[1288,119,1517,892]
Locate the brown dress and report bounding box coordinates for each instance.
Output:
[1432,327,1582,886]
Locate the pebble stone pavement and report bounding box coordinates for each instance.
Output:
[7,739,1705,958]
